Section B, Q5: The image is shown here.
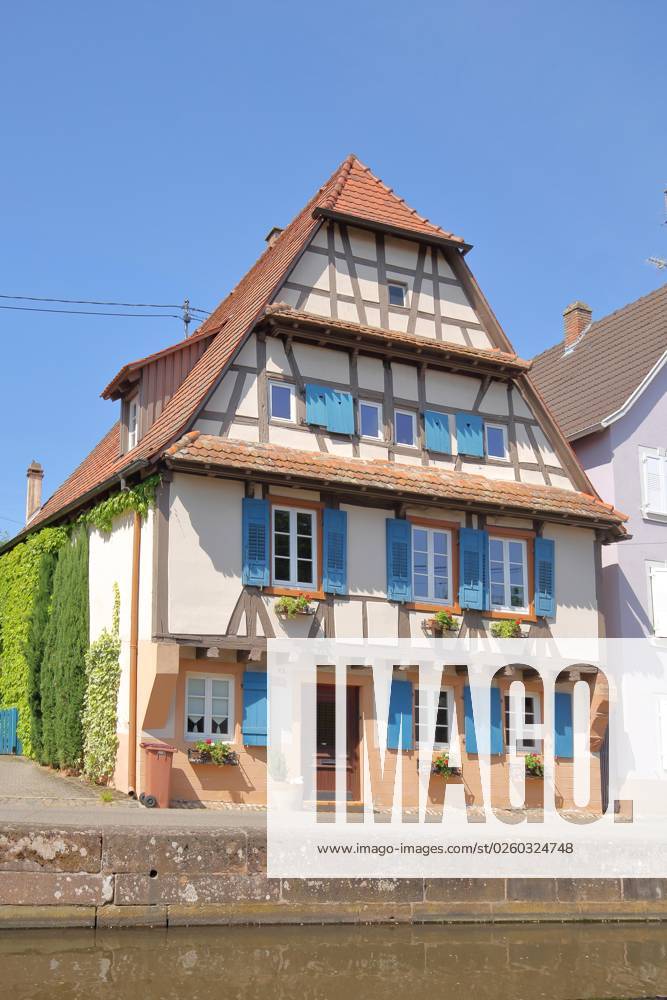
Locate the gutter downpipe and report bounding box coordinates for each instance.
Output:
[128,509,142,797]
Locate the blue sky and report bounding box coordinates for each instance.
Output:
[1,0,666,531]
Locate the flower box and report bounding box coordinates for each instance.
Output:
[187,746,239,766]
[275,594,316,619]
[422,614,459,636]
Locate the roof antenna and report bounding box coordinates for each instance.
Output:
[647,189,667,271]
[182,298,192,338]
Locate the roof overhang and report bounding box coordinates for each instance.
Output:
[312,207,473,254]
[259,305,531,378]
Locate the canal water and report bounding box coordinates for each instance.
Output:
[1,923,666,999]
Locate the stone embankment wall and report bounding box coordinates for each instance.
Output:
[0,825,666,928]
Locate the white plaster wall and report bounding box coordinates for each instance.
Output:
[334,600,364,638]
[88,509,153,738]
[293,342,350,383]
[168,474,244,635]
[207,371,238,412]
[478,381,509,415]
[425,370,480,409]
[235,374,259,418]
[235,333,257,368]
[544,524,599,638]
[357,356,384,391]
[344,504,392,597]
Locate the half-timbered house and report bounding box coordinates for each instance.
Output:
[15,156,627,807]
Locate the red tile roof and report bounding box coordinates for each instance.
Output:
[315,155,466,244]
[263,304,531,373]
[29,423,126,529]
[165,433,628,536]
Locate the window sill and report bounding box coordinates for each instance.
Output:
[487,609,536,623]
[264,586,325,600]
[407,602,461,615]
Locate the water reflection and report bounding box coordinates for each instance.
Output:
[1,923,666,1000]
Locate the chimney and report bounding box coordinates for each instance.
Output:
[264,226,283,247]
[563,301,592,349]
[25,461,44,524]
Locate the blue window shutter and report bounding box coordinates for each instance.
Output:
[534,537,556,617]
[458,528,489,610]
[323,508,348,595]
[305,383,330,426]
[328,390,355,434]
[463,686,477,753]
[424,410,451,453]
[386,518,412,603]
[242,498,269,586]
[455,412,484,457]
[464,686,502,754]
[555,691,573,758]
[242,671,267,746]
[387,679,413,750]
[490,688,503,754]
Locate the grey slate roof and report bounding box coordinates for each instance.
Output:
[531,283,667,440]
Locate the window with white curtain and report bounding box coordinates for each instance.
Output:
[185,675,234,740]
[640,447,667,519]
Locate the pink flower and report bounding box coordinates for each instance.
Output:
[205,739,213,745]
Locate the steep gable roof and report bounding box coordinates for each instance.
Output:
[532,283,667,440]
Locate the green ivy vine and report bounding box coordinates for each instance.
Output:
[78,475,160,534]
[82,583,121,784]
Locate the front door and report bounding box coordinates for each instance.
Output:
[316,684,359,800]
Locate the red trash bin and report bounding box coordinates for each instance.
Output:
[140,742,177,808]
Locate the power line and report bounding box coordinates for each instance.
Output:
[0,293,211,314]
[0,304,183,318]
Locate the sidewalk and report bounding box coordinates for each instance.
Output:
[0,756,265,830]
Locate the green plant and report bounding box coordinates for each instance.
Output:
[77,475,160,535]
[0,526,68,756]
[490,618,523,638]
[24,546,60,761]
[432,751,456,777]
[40,527,90,770]
[275,593,314,618]
[525,753,544,777]
[82,583,121,784]
[434,610,457,631]
[100,789,115,804]
[193,739,238,765]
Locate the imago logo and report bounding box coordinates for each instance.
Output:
[266,639,667,879]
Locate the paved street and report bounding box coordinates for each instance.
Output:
[0,755,100,802]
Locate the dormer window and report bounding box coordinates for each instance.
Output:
[127,396,138,451]
[388,281,407,307]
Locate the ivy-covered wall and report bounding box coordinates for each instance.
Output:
[0,475,158,769]
[0,527,68,755]
[40,527,90,770]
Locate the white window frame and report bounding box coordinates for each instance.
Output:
[387,280,408,308]
[485,422,509,461]
[394,408,417,448]
[489,536,529,614]
[184,672,235,742]
[415,686,454,750]
[268,380,296,424]
[127,396,138,451]
[649,564,667,639]
[639,446,667,521]
[411,525,453,605]
[358,399,383,440]
[271,505,318,590]
[505,691,541,753]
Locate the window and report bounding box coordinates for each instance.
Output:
[412,526,452,604]
[650,566,667,639]
[485,422,509,460]
[127,397,138,450]
[269,381,295,423]
[504,692,540,751]
[359,400,383,439]
[185,674,234,741]
[272,506,317,589]
[415,687,453,748]
[489,536,529,613]
[395,409,417,447]
[388,281,407,307]
[640,447,667,519]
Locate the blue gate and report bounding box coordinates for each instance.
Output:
[0,708,21,754]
